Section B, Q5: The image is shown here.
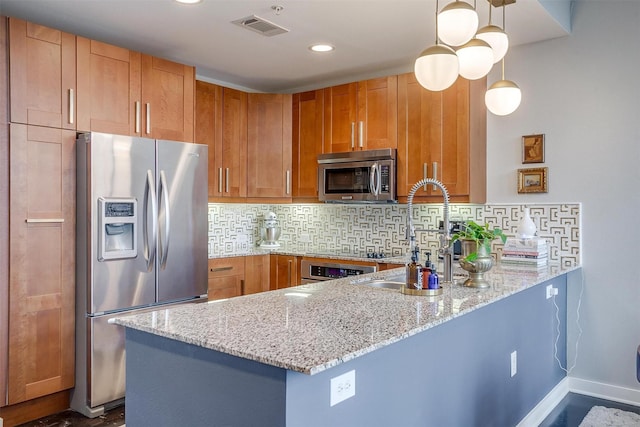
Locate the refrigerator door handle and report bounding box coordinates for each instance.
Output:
[159,170,171,269]
[143,169,158,271]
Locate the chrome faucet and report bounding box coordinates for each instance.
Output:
[406,179,453,284]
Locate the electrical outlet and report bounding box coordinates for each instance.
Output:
[330,370,356,406]
[546,284,555,299]
[510,351,517,377]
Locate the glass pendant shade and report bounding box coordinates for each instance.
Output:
[414,44,460,91]
[476,25,509,63]
[485,79,521,116]
[437,1,479,47]
[456,38,494,80]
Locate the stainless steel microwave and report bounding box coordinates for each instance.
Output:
[317,149,397,203]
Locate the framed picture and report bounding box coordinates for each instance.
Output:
[522,134,545,164]
[518,167,548,193]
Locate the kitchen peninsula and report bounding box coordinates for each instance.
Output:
[113,264,579,427]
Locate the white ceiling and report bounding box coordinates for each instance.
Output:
[0,0,571,93]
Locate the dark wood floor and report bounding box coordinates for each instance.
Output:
[16,406,124,427]
[539,392,640,427]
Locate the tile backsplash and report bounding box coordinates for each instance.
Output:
[208,203,581,267]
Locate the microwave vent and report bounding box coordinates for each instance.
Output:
[232,15,289,37]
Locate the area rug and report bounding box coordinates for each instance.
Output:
[579,405,640,426]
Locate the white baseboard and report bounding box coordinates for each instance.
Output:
[569,377,640,407]
[516,378,570,427]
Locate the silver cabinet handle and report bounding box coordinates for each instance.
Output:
[350,122,355,150]
[25,218,64,223]
[423,163,428,191]
[143,169,158,272]
[225,168,230,193]
[358,121,364,148]
[432,161,438,190]
[159,170,171,269]
[210,266,233,273]
[145,103,151,135]
[286,170,290,195]
[218,168,223,193]
[135,101,141,134]
[68,89,74,125]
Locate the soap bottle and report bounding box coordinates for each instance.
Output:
[428,269,439,290]
[406,254,419,289]
[422,252,432,289]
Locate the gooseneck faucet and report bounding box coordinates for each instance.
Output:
[406,179,453,284]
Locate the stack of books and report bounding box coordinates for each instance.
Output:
[501,237,548,269]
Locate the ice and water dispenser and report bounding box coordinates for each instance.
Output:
[98,197,137,261]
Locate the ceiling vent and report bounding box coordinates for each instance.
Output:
[232,15,289,37]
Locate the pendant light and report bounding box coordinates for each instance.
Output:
[456,38,494,80]
[437,0,479,47]
[414,0,459,91]
[476,1,509,63]
[485,4,520,116]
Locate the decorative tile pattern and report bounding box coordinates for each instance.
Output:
[208,203,581,266]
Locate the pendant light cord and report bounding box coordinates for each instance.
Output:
[434,0,440,45]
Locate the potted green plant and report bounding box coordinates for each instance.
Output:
[451,221,507,288]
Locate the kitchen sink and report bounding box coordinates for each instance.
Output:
[363,280,405,290]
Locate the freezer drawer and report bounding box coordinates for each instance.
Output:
[89,313,127,407]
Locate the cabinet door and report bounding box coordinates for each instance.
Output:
[76,37,141,135]
[324,83,357,153]
[141,54,195,142]
[221,88,248,199]
[247,93,292,199]
[244,255,270,295]
[269,255,299,290]
[195,81,223,199]
[9,18,76,129]
[397,73,485,202]
[208,257,244,300]
[397,72,441,197]
[8,124,75,404]
[292,90,324,199]
[357,76,397,150]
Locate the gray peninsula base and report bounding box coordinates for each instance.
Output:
[124,275,567,427]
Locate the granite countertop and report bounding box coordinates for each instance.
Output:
[112,263,580,375]
[209,244,408,264]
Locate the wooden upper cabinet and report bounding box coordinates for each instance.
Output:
[292,90,324,200]
[76,37,141,136]
[8,124,75,404]
[247,93,292,199]
[221,88,248,199]
[195,80,223,200]
[324,76,397,153]
[9,18,76,130]
[141,54,194,142]
[77,38,195,141]
[397,73,486,203]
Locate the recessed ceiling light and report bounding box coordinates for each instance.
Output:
[175,0,202,4]
[309,44,335,53]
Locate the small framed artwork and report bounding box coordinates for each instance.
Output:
[518,167,548,193]
[522,134,545,164]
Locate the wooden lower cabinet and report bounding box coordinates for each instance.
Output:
[208,255,271,300]
[244,255,270,294]
[269,255,299,290]
[208,257,244,300]
[7,124,75,405]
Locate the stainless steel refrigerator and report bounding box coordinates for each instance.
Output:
[71,132,208,417]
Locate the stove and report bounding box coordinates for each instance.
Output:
[300,259,377,283]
